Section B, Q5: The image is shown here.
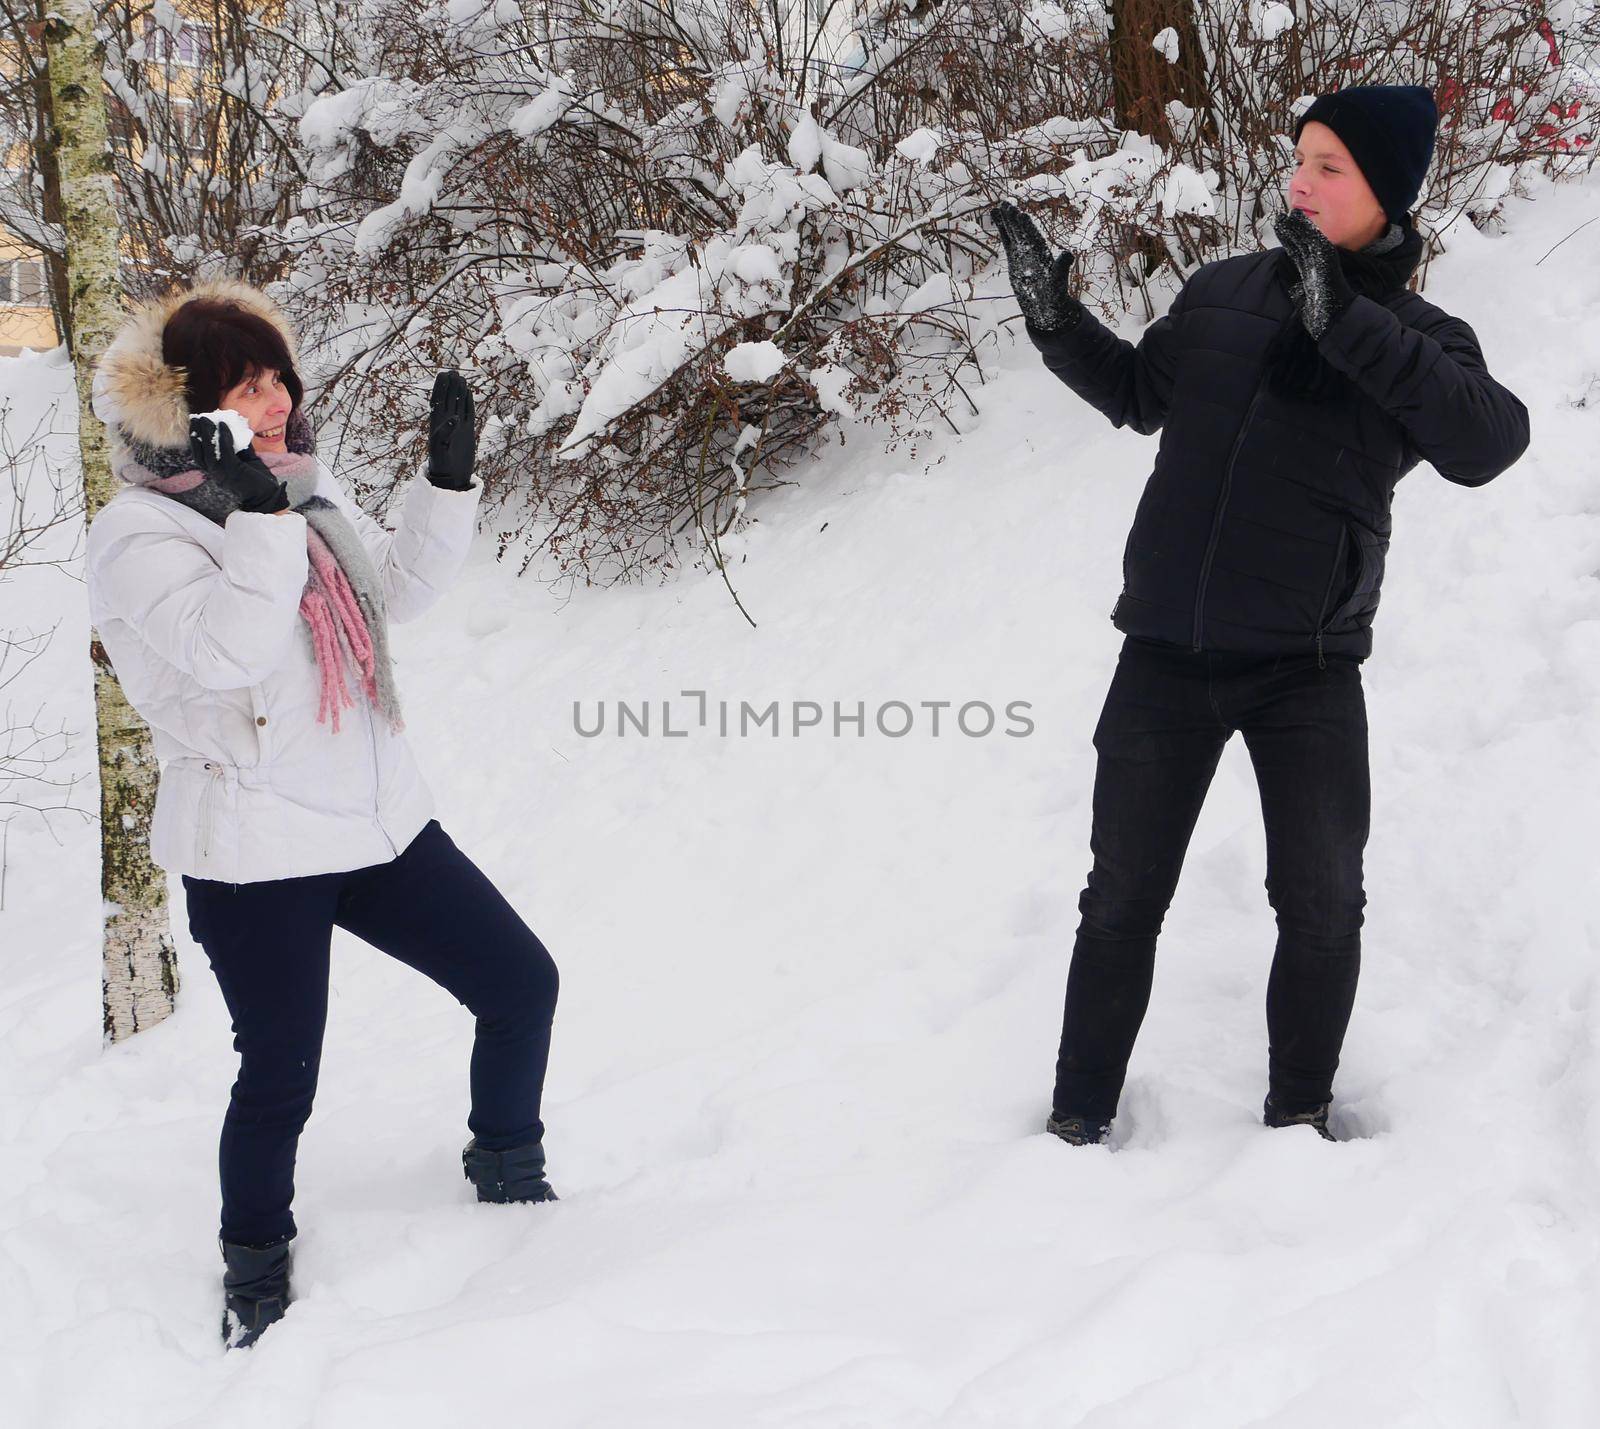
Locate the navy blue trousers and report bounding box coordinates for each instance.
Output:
[1054,636,1370,1123]
[183,820,559,1245]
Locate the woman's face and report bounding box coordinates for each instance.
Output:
[218,367,293,454]
[1287,121,1389,251]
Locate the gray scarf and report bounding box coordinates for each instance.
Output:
[1264,219,1424,401]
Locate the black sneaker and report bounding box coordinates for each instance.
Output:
[220,1234,292,1350]
[1262,1094,1336,1142]
[1046,1112,1111,1146]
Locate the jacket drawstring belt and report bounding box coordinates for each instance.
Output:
[199,761,226,861]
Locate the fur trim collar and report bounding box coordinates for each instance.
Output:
[90,276,300,452]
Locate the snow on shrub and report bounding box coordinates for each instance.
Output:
[194,0,1596,587]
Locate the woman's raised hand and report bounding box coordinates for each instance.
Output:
[990,201,1085,334]
[426,370,476,491]
[188,415,289,514]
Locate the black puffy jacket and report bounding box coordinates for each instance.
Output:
[1025,246,1531,661]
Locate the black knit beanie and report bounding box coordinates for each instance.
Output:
[1293,84,1438,222]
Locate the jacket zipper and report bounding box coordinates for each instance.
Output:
[1192,372,1269,652]
[1311,524,1351,672]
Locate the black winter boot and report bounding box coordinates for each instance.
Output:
[1262,1094,1336,1141]
[220,1234,293,1350]
[1046,1112,1111,1146]
[462,1137,559,1204]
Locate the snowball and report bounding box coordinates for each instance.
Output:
[194,408,254,459]
[723,341,787,384]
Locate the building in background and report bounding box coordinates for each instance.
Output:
[2,0,219,354]
[1,17,56,355]
[0,230,50,354]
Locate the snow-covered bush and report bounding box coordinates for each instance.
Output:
[254,0,1594,585]
[12,1,1588,584]
[256,0,1223,582]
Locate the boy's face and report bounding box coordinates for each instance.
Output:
[1287,121,1390,251]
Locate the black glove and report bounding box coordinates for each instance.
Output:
[427,369,476,490]
[990,200,1084,334]
[189,415,288,514]
[1272,208,1357,340]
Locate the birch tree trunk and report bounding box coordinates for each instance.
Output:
[43,0,179,1040]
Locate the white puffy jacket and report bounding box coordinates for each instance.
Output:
[85,461,481,883]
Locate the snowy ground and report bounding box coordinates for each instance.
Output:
[3,168,1598,1426]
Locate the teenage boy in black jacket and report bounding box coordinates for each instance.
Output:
[992,85,1530,1144]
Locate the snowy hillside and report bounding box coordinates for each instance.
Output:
[2,168,1597,1426]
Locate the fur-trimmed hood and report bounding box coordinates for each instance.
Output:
[91,277,310,474]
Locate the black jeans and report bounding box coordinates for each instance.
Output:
[183,820,559,1245]
[1053,636,1370,1123]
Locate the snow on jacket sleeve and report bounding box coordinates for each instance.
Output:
[88,507,310,690]
[1314,297,1531,487]
[1022,279,1189,437]
[317,465,481,624]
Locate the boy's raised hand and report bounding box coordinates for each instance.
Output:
[990,200,1085,334]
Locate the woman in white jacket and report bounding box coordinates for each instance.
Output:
[85,278,560,1350]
